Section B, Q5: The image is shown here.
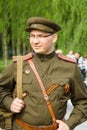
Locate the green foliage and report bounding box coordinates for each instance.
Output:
[0,61,5,73]
[0,0,87,59]
[52,0,87,54]
[0,59,11,73]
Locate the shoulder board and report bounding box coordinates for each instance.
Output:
[13,53,33,62]
[57,53,76,64]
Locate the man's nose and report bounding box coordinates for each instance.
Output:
[33,37,39,43]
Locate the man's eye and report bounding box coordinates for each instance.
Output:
[38,35,44,38]
[30,35,35,38]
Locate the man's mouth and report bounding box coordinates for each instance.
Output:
[34,46,41,49]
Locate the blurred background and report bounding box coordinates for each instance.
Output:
[0,0,87,71]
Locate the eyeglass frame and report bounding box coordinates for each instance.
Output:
[27,33,54,41]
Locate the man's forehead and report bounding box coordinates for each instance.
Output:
[30,30,49,34]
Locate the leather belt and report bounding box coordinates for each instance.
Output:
[16,118,58,130]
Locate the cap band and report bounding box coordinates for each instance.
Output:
[28,23,54,33]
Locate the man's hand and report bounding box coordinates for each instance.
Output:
[56,120,70,130]
[10,93,26,113]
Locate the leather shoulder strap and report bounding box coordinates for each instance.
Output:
[17,56,23,99]
[28,59,57,125]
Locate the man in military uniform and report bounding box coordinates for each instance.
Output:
[0,17,87,130]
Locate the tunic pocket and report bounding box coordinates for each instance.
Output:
[47,79,71,98]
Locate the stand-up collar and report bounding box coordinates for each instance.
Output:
[35,51,55,62]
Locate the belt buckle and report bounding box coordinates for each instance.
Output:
[36,126,44,130]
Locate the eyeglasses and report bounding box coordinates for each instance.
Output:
[27,33,53,41]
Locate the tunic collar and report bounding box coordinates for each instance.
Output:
[35,51,55,62]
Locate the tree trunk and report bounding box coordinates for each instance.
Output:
[2,28,8,66]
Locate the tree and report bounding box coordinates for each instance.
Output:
[52,0,87,54]
[0,0,87,65]
[0,0,10,66]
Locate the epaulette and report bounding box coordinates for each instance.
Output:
[56,53,76,64]
[13,53,33,62]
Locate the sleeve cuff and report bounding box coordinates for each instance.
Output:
[2,96,13,111]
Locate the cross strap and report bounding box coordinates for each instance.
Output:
[28,59,57,126]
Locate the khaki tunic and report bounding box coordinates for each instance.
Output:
[0,52,87,130]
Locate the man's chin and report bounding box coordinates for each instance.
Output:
[34,50,44,54]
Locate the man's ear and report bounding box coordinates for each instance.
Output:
[53,33,58,43]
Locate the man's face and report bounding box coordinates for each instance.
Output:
[29,30,57,54]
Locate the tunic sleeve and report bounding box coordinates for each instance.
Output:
[65,65,87,130]
[0,62,15,110]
